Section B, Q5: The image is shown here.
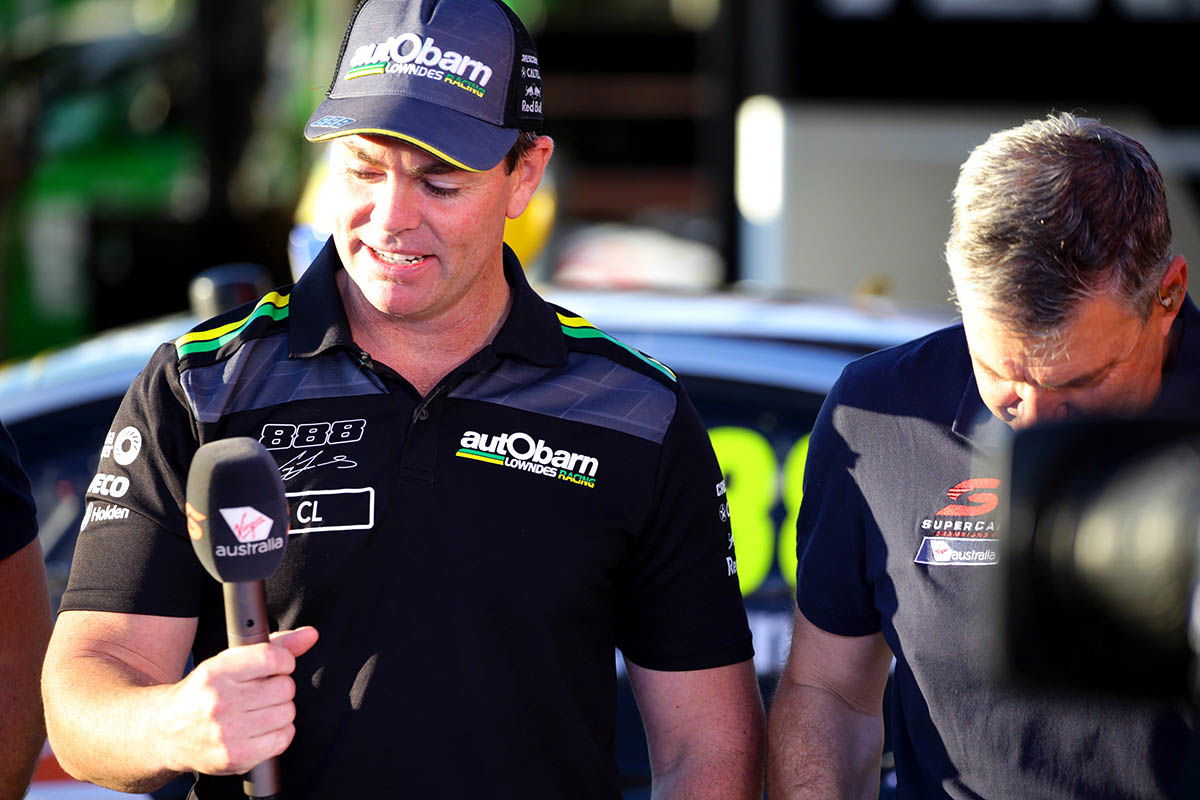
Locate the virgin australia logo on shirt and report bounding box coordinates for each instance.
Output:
[914,536,998,566]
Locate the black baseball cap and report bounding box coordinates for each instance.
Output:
[305,0,544,172]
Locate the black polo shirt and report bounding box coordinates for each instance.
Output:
[63,242,752,799]
[796,298,1200,800]
[0,420,37,561]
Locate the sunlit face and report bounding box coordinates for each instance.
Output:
[958,270,1184,429]
[327,134,547,324]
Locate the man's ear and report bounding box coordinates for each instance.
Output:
[1156,255,1188,333]
[506,136,554,220]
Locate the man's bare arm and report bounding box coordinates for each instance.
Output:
[627,658,765,800]
[42,609,317,793]
[767,608,893,800]
[0,539,52,800]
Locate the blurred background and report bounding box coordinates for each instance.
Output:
[6,0,1200,359]
[10,2,1200,795]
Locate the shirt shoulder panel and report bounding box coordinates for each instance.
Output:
[179,332,386,424]
[450,350,678,444]
[550,303,679,388]
[172,288,386,424]
[833,323,970,425]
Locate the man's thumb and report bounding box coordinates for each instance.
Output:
[269,625,319,657]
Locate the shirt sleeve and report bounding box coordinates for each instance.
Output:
[615,386,754,671]
[59,343,213,617]
[794,372,882,637]
[0,420,38,561]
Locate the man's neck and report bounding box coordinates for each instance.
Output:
[337,271,513,397]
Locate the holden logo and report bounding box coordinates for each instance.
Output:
[218,506,274,543]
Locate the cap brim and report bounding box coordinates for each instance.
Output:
[305,94,519,173]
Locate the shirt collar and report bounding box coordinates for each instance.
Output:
[1150,293,1200,416]
[490,245,568,368]
[288,238,567,369]
[288,238,356,358]
[951,292,1200,444]
[952,367,1013,450]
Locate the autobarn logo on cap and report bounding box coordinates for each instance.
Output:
[345,33,494,98]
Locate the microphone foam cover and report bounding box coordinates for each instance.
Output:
[187,437,289,583]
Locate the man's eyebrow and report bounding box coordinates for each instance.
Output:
[343,144,387,167]
[974,355,1006,381]
[341,143,466,177]
[407,161,465,178]
[987,357,1115,391]
[1039,361,1114,390]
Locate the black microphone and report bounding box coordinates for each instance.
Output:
[186,437,290,800]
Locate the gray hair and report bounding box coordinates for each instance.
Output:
[945,112,1173,334]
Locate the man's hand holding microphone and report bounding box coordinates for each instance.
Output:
[178,437,317,799]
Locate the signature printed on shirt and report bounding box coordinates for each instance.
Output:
[278,450,359,481]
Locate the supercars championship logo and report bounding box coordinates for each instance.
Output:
[913,478,1001,566]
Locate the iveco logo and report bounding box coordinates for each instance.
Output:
[88,473,130,498]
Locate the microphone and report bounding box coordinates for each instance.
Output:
[186,437,290,800]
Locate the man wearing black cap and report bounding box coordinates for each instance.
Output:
[42,1,765,798]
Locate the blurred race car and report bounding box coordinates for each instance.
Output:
[0,275,952,799]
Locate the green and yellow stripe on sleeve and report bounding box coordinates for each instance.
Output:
[557,312,676,382]
[175,292,291,358]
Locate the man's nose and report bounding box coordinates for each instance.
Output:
[1009,384,1069,429]
[371,179,421,232]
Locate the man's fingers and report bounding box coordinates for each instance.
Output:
[241,675,296,712]
[247,722,297,764]
[158,627,314,774]
[202,642,295,682]
[269,625,319,658]
[240,701,298,741]
[216,625,318,682]
[196,713,296,776]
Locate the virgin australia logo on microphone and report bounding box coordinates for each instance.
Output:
[216,506,282,557]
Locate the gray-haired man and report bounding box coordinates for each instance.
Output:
[769,113,1198,799]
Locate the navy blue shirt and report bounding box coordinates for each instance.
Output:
[796,298,1200,799]
[0,420,38,561]
[63,243,752,799]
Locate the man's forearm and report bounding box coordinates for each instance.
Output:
[43,650,186,793]
[0,683,45,800]
[651,743,765,800]
[767,676,884,800]
[0,540,53,800]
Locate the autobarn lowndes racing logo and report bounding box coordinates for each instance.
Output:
[345,33,494,98]
[260,419,363,482]
[914,478,1001,566]
[456,430,598,489]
